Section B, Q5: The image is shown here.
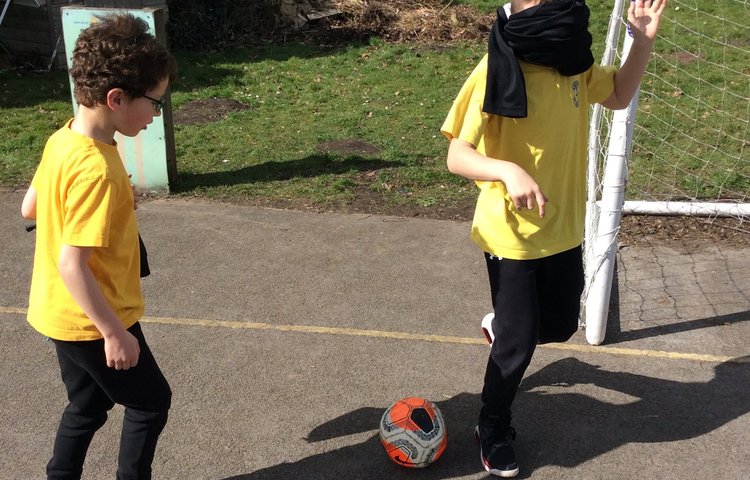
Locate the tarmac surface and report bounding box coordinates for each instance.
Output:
[1,189,748,479]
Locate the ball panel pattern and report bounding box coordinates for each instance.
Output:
[379,397,447,468]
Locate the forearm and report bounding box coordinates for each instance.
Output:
[606,39,654,109]
[446,138,547,216]
[447,138,519,183]
[58,246,126,338]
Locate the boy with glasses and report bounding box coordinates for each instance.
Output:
[21,13,176,479]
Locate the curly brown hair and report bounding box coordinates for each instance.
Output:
[70,14,177,107]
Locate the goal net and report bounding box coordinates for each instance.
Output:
[582,0,750,344]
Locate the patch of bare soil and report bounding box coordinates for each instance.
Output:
[173,98,251,126]
[317,139,381,155]
[665,51,701,65]
[618,215,749,250]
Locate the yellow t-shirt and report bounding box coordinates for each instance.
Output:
[442,54,616,259]
[27,119,143,340]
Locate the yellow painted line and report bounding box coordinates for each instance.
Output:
[1,306,27,315]
[2,306,743,364]
[533,341,744,364]
[140,314,486,345]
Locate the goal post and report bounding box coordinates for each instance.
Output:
[584,30,639,346]
[583,0,628,345]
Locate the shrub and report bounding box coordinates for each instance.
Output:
[166,0,280,49]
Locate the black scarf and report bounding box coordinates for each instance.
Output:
[483,0,594,118]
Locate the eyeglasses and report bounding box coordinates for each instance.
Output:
[142,94,163,114]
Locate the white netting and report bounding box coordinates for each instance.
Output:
[583,0,750,344]
[626,0,749,219]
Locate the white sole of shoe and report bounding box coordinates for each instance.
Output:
[480,450,520,477]
[487,465,520,478]
[481,312,495,344]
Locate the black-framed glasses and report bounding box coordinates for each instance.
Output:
[142,94,163,114]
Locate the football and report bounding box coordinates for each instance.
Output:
[379,397,447,468]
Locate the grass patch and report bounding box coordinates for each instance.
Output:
[149,39,484,210]
[1,2,746,211]
[627,1,749,201]
[0,71,71,187]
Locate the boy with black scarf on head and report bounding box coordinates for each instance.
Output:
[441,0,667,477]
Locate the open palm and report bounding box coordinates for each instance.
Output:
[628,0,668,44]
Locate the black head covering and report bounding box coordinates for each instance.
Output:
[483,0,595,118]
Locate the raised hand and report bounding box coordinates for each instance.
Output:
[628,0,668,45]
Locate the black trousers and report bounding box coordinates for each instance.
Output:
[47,322,171,480]
[481,245,584,424]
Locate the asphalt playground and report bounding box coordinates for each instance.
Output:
[1,189,748,479]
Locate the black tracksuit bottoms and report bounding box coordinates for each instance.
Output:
[481,245,584,424]
[46,322,171,480]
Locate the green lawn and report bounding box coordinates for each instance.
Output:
[168,40,486,209]
[1,0,747,210]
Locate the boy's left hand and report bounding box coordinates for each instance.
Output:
[628,0,668,45]
[132,184,139,210]
[129,174,139,210]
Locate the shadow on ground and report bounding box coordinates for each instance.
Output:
[172,154,401,191]
[220,356,750,479]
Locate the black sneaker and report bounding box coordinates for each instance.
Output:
[475,423,519,478]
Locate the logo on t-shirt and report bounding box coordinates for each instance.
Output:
[571,81,580,108]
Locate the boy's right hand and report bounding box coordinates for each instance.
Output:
[445,138,547,217]
[103,330,141,370]
[503,163,548,218]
